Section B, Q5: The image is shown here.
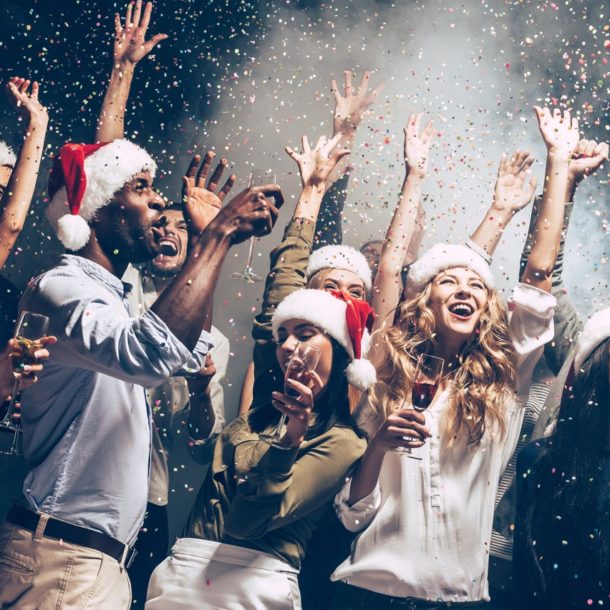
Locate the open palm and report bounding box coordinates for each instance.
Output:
[493,150,537,212]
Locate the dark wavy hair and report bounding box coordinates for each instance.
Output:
[522,337,610,607]
[247,337,356,439]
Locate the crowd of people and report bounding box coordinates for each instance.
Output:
[0,2,609,609]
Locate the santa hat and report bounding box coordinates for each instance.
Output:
[406,243,495,299]
[0,141,16,168]
[272,288,377,390]
[574,307,610,372]
[307,245,372,292]
[46,140,157,251]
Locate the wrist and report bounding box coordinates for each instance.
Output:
[546,150,572,165]
[112,61,136,78]
[404,167,426,182]
[277,433,303,449]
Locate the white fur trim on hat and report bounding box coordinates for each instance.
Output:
[307,245,372,292]
[574,307,610,372]
[0,141,16,168]
[406,243,495,298]
[272,289,376,390]
[46,139,157,250]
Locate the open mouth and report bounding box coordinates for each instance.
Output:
[448,302,475,319]
[158,238,179,256]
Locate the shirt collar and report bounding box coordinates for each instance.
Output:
[61,254,131,298]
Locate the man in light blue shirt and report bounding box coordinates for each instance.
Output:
[0,138,283,609]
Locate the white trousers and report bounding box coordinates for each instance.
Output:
[145,538,302,610]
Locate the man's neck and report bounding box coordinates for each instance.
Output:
[77,237,128,278]
[152,276,172,294]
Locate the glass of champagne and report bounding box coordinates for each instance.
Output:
[230,169,276,283]
[0,311,49,456]
[394,354,444,459]
[260,343,321,443]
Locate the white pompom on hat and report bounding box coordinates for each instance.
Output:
[306,245,373,292]
[46,139,157,251]
[272,288,377,390]
[574,307,610,372]
[406,243,495,299]
[0,141,16,168]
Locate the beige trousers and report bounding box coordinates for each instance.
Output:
[0,521,131,609]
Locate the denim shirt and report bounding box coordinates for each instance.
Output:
[18,255,213,545]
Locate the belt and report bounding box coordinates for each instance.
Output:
[6,504,137,568]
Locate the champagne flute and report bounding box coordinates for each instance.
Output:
[394,354,444,459]
[260,343,321,443]
[230,169,276,283]
[0,311,49,456]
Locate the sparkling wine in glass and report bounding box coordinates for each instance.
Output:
[260,343,321,443]
[0,311,49,456]
[230,169,276,283]
[394,354,444,459]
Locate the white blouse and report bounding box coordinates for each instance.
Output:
[332,283,556,602]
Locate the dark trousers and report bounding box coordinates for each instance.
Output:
[487,556,515,610]
[127,503,169,610]
[299,508,355,610]
[331,582,489,610]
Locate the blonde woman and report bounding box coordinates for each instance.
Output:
[329,106,578,609]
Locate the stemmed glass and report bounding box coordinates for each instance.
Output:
[0,311,49,456]
[230,169,276,283]
[394,353,444,459]
[260,343,321,443]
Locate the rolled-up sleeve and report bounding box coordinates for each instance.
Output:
[334,477,382,533]
[31,275,193,388]
[509,283,556,400]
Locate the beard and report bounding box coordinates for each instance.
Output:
[145,255,185,278]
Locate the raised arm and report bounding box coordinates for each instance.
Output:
[95,1,167,141]
[329,70,383,185]
[371,114,435,333]
[469,150,537,257]
[520,138,608,373]
[0,78,48,270]
[521,107,579,293]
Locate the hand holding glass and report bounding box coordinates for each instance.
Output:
[261,343,321,443]
[0,311,50,456]
[230,169,276,283]
[394,354,444,458]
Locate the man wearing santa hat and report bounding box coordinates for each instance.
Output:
[0,138,283,609]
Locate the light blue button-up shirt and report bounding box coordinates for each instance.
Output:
[18,255,213,545]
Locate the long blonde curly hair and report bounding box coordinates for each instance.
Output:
[369,277,517,445]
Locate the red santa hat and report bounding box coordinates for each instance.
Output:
[574,307,610,372]
[272,288,377,390]
[46,140,157,251]
[0,141,16,168]
[406,243,495,299]
[306,245,372,292]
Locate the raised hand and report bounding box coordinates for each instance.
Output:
[182,152,236,241]
[285,133,350,188]
[533,106,579,159]
[113,0,168,67]
[206,183,284,246]
[331,70,384,136]
[492,150,537,212]
[5,77,48,125]
[403,113,435,178]
[568,139,609,184]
